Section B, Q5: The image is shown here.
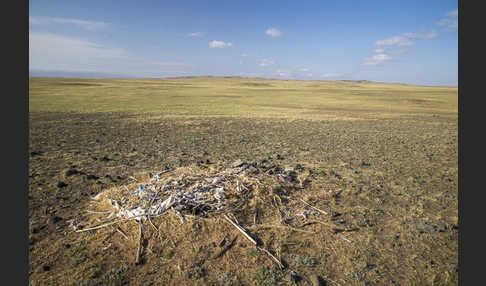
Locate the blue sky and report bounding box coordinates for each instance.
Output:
[29,0,458,86]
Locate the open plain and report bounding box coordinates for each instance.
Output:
[28,77,458,286]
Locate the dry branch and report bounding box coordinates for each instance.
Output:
[86,210,112,214]
[135,222,143,264]
[257,246,284,269]
[223,214,257,245]
[338,233,352,243]
[115,226,130,241]
[300,199,328,215]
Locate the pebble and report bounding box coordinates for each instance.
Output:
[409,222,435,234]
[86,174,99,180]
[56,181,68,188]
[65,169,79,177]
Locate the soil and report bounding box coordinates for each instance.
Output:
[28,111,457,285]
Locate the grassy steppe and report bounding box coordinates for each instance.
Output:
[29,77,458,286]
[29,77,457,118]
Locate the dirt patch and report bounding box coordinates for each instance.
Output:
[28,111,457,286]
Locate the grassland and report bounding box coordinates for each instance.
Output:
[29,77,457,118]
[29,77,458,286]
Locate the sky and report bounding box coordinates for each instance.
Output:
[29,0,458,86]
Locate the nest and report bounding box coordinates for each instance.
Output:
[88,164,262,223]
[73,160,346,268]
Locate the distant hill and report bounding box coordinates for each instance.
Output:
[29,70,133,79]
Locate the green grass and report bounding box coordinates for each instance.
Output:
[29,77,457,119]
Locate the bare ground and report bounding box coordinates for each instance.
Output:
[28,111,457,286]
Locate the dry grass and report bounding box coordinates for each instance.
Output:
[29,77,457,120]
[28,77,457,285]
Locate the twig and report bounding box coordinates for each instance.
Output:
[147,215,158,232]
[86,210,112,214]
[240,181,249,191]
[135,222,143,264]
[223,214,285,269]
[236,180,242,193]
[158,168,173,176]
[226,213,240,225]
[128,176,138,182]
[76,219,130,232]
[300,199,328,215]
[249,224,316,234]
[257,246,284,269]
[172,209,185,224]
[223,214,257,245]
[338,233,352,243]
[115,226,130,241]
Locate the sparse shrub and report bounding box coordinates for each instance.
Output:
[253,266,282,286]
[181,266,206,280]
[218,272,240,286]
[71,252,87,267]
[246,248,259,258]
[101,265,128,285]
[290,254,317,267]
[162,250,174,259]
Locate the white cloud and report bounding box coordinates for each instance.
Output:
[29,32,192,76]
[299,68,310,72]
[437,19,458,31]
[259,58,275,67]
[364,28,437,67]
[29,16,110,31]
[321,73,343,78]
[266,27,282,37]
[437,9,458,32]
[188,32,204,37]
[362,53,393,66]
[208,40,233,48]
[241,53,248,57]
[403,30,438,40]
[375,36,414,47]
[446,9,458,17]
